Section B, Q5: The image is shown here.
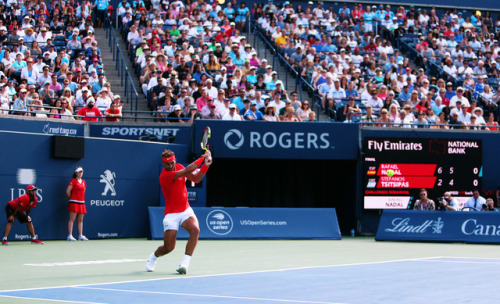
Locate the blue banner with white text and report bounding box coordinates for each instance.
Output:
[0,117,84,136]
[149,207,341,239]
[89,124,192,145]
[376,210,500,244]
[193,120,358,160]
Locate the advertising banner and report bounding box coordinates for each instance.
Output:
[89,124,192,145]
[149,207,341,240]
[193,120,358,160]
[0,117,84,137]
[0,132,188,241]
[376,210,500,244]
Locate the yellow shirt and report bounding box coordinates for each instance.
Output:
[275,35,287,46]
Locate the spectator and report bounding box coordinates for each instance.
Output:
[438,192,459,211]
[105,102,122,122]
[77,98,102,121]
[464,189,487,211]
[414,189,435,210]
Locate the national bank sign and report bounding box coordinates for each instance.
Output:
[204,121,358,160]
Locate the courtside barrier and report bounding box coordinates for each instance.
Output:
[148,207,341,240]
[0,117,85,137]
[376,210,500,244]
[0,131,188,240]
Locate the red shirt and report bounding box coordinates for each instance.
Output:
[9,193,38,212]
[105,108,121,121]
[160,163,191,215]
[77,106,102,121]
[69,178,86,204]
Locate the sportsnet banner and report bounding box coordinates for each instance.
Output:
[89,124,192,144]
[376,210,500,244]
[149,207,342,240]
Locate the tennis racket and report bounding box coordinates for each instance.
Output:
[201,127,212,162]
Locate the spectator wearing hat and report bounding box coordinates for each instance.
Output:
[36,27,51,47]
[449,87,470,108]
[2,184,44,245]
[187,104,203,123]
[244,101,264,121]
[202,100,222,120]
[12,88,28,115]
[96,88,112,112]
[222,103,242,120]
[166,104,185,123]
[74,86,90,111]
[77,97,102,121]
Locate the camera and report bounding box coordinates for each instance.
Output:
[482,204,489,210]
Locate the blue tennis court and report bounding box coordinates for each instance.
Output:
[1,257,498,304]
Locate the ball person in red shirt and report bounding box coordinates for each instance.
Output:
[146,149,212,274]
[2,185,44,245]
[66,167,88,241]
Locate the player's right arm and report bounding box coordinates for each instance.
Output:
[172,151,210,180]
[66,184,73,199]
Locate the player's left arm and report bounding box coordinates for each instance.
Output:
[186,151,212,183]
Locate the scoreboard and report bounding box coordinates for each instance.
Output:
[363,137,482,209]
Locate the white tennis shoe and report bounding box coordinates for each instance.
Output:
[67,235,76,241]
[78,235,88,241]
[176,265,188,275]
[146,253,157,272]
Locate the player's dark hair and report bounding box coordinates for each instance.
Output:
[72,166,83,179]
[162,149,175,158]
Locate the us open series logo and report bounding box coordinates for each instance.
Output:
[206,210,234,235]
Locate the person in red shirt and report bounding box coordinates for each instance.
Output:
[145,149,212,274]
[66,167,88,241]
[77,97,102,121]
[105,102,122,122]
[2,185,44,245]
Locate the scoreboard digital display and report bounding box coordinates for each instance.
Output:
[363,137,482,209]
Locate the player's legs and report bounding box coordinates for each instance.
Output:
[155,229,178,257]
[180,216,200,256]
[3,216,14,239]
[68,211,77,236]
[26,217,35,238]
[77,213,84,236]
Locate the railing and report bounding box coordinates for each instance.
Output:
[104,15,140,121]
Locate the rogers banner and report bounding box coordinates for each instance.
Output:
[376,210,500,244]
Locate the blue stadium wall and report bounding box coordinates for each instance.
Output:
[1,117,498,237]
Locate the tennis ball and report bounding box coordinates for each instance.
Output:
[387,169,394,177]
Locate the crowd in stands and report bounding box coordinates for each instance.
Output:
[0,0,126,122]
[2,0,500,127]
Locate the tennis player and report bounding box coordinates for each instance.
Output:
[146,149,212,274]
[2,185,44,245]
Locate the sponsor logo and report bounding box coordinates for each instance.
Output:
[43,123,78,136]
[223,129,333,150]
[384,217,443,234]
[100,127,180,140]
[13,168,43,202]
[206,210,233,235]
[188,191,197,202]
[100,170,117,196]
[367,140,423,152]
[97,232,119,238]
[461,219,500,236]
[224,129,244,150]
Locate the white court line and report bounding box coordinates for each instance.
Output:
[419,260,500,265]
[73,286,345,304]
[0,256,441,293]
[0,295,105,304]
[24,259,146,267]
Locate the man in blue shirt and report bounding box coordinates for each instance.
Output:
[244,101,264,120]
[94,0,109,28]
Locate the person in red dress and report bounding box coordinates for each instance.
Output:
[66,167,88,241]
[2,185,44,245]
[146,149,212,274]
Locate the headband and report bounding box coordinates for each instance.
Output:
[162,155,175,162]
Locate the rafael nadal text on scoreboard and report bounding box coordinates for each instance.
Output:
[363,138,482,209]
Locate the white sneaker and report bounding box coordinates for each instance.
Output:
[145,253,157,272]
[78,235,88,241]
[67,235,76,241]
[176,265,188,275]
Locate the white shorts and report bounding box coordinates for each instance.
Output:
[163,207,196,231]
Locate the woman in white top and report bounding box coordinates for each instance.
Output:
[264,106,280,121]
[95,89,112,113]
[296,101,312,121]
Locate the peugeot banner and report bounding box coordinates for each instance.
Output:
[149,207,342,239]
[376,210,500,244]
[193,120,358,159]
[89,124,192,145]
